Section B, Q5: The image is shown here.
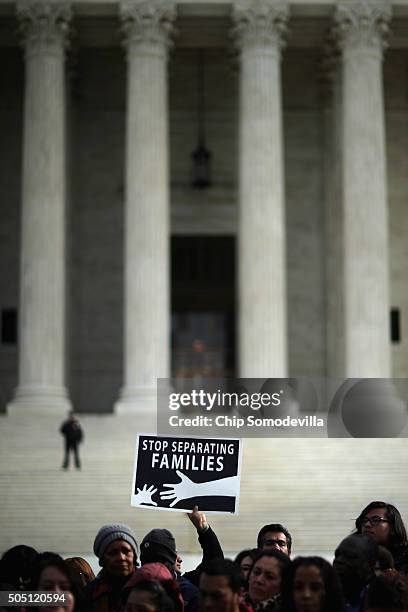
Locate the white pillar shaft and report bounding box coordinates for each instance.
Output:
[117,2,174,412]
[337,2,391,377]
[323,62,345,380]
[10,3,71,413]
[234,2,288,378]
[125,47,169,392]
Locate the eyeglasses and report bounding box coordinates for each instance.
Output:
[361,516,390,527]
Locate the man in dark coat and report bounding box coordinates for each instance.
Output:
[140,506,224,612]
[334,534,378,612]
[60,411,83,470]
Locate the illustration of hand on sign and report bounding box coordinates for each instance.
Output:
[133,484,158,506]
[160,470,239,508]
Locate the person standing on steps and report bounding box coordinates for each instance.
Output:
[60,411,83,470]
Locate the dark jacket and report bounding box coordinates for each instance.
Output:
[392,543,408,575]
[177,575,199,612]
[87,564,179,612]
[60,419,83,444]
[182,525,224,587]
[86,571,132,612]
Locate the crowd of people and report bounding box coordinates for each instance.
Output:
[1,501,408,612]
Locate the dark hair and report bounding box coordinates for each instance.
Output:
[29,553,84,611]
[249,549,291,578]
[355,502,408,552]
[0,545,38,589]
[366,574,408,610]
[201,559,244,593]
[376,546,395,572]
[30,553,71,589]
[257,524,292,553]
[281,556,345,612]
[336,534,379,565]
[234,549,258,568]
[127,580,176,612]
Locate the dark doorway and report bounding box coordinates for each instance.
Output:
[171,236,236,380]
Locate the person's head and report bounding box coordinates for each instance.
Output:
[234,549,258,581]
[248,549,290,605]
[366,573,408,612]
[355,502,408,552]
[125,580,176,612]
[281,556,345,612]
[333,534,378,604]
[140,530,177,572]
[257,524,292,556]
[29,553,77,612]
[174,554,183,574]
[199,559,244,612]
[65,557,95,587]
[93,523,138,577]
[0,544,38,589]
[374,546,395,576]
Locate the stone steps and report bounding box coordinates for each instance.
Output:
[1,413,408,564]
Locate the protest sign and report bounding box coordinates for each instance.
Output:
[131,434,242,514]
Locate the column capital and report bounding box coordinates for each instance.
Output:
[119,0,176,56]
[232,0,289,54]
[334,1,391,55]
[17,1,72,58]
[318,38,341,106]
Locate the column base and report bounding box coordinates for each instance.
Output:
[114,386,157,416]
[7,385,72,416]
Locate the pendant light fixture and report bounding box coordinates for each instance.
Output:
[191,49,212,188]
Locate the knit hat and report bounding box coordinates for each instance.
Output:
[140,529,177,567]
[93,524,138,566]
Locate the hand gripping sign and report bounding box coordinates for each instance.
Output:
[131,434,242,514]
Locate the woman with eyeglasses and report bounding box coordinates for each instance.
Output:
[355,501,408,576]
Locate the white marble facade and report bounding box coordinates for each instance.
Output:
[1,0,408,413]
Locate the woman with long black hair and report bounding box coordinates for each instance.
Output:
[281,556,345,612]
[355,502,408,575]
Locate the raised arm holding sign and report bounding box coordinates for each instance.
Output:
[182,505,225,587]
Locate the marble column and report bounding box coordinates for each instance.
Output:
[8,1,72,414]
[115,1,175,414]
[319,42,345,382]
[233,0,289,378]
[335,1,392,377]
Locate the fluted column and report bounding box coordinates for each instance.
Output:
[8,1,72,414]
[335,1,391,377]
[233,0,289,377]
[115,1,175,414]
[319,42,345,381]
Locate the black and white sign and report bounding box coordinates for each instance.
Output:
[131,434,242,514]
